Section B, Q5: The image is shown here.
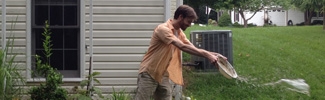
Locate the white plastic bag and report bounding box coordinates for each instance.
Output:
[264,79,310,96]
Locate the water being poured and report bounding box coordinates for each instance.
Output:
[264,78,310,96]
[234,75,310,96]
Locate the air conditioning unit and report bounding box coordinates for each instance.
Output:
[190,30,233,71]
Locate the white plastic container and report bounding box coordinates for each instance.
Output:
[216,56,238,79]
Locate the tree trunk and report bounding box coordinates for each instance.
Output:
[244,20,248,28]
[307,10,313,25]
[304,10,313,25]
[323,10,325,30]
[304,11,308,25]
[264,10,269,25]
[238,10,248,28]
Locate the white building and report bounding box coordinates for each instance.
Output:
[231,8,323,26]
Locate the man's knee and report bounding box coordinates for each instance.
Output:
[154,77,173,100]
[135,72,157,100]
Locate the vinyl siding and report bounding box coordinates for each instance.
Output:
[0,0,181,95]
[0,0,27,70]
[83,0,166,93]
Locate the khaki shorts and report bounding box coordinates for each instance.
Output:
[134,72,172,100]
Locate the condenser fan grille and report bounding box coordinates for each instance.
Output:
[190,30,233,71]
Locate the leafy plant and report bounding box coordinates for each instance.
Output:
[109,88,131,100]
[29,20,68,100]
[70,73,132,100]
[70,72,131,100]
[69,72,103,100]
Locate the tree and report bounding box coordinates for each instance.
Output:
[231,0,291,28]
[292,0,324,25]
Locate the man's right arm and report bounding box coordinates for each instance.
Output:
[171,39,218,64]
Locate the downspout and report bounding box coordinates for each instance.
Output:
[284,10,289,26]
[86,0,94,97]
[175,0,183,100]
[26,0,32,79]
[2,0,6,50]
[164,0,171,21]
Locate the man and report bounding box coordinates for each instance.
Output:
[135,5,227,100]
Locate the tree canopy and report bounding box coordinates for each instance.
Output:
[291,0,324,25]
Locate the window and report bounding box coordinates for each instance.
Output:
[234,12,239,22]
[31,0,80,78]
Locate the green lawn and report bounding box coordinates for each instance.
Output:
[182,25,325,100]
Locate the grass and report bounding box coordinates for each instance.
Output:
[182,25,325,100]
[0,39,25,100]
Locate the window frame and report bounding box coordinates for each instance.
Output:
[26,0,85,82]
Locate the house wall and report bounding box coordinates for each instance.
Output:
[0,0,27,73]
[0,0,181,96]
[246,11,264,26]
[231,10,265,26]
[84,0,167,93]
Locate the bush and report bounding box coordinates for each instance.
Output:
[311,20,323,25]
[218,13,231,27]
[232,22,244,28]
[296,22,305,26]
[263,24,277,27]
[29,21,68,100]
[247,23,257,27]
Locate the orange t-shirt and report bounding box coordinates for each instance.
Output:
[139,19,191,85]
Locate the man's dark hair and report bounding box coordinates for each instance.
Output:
[173,5,198,20]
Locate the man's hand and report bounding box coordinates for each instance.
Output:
[206,52,218,64]
[209,52,227,69]
[210,52,227,61]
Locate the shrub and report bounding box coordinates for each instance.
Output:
[263,24,277,27]
[247,23,257,27]
[218,13,231,27]
[296,22,305,26]
[29,21,68,100]
[232,22,244,28]
[311,20,323,25]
